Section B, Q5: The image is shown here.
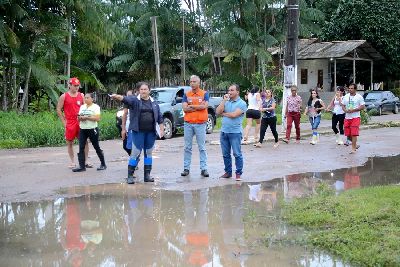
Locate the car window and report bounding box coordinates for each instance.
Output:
[150,90,175,103]
[365,93,382,100]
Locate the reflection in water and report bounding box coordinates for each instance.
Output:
[1,155,399,266]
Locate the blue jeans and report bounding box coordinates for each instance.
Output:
[309,115,321,130]
[220,132,243,175]
[128,131,156,167]
[183,122,208,170]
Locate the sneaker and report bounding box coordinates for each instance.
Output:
[273,142,279,148]
[281,138,289,144]
[201,170,209,177]
[235,173,242,181]
[181,169,190,176]
[295,140,300,144]
[220,172,232,179]
[344,140,351,146]
[85,163,93,168]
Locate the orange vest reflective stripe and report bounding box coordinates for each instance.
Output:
[184,89,208,124]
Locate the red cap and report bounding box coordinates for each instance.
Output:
[69,77,80,86]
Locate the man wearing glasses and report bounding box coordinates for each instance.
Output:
[340,83,365,154]
[57,77,90,168]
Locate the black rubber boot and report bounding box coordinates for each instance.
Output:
[144,165,154,182]
[96,150,107,171]
[72,152,86,172]
[127,165,136,184]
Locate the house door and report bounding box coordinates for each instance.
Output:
[317,70,323,89]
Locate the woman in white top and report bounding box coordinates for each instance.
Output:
[72,93,106,172]
[243,86,261,142]
[327,86,345,145]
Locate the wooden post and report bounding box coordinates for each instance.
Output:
[334,58,337,90]
[151,16,161,87]
[353,49,356,84]
[282,0,299,132]
[182,16,186,85]
[371,60,374,90]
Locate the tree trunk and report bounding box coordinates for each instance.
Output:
[19,63,32,113]
[65,11,72,87]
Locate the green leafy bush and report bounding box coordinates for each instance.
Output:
[368,108,379,116]
[0,110,119,149]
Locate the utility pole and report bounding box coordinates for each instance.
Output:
[281,0,299,132]
[151,16,161,87]
[182,16,186,85]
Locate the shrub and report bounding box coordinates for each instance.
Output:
[0,110,120,149]
[368,108,379,116]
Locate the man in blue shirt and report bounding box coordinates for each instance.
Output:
[216,84,247,181]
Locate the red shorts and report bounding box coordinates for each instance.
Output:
[344,117,360,136]
[65,121,80,141]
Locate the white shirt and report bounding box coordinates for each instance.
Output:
[342,94,365,119]
[333,97,345,115]
[78,103,101,129]
[247,93,260,110]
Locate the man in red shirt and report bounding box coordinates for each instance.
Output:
[57,77,90,168]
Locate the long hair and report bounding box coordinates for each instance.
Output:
[307,89,319,106]
[250,85,260,94]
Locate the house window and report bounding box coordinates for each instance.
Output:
[301,69,308,84]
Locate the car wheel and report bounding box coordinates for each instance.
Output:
[206,114,214,134]
[163,117,173,139]
[379,106,383,116]
[393,104,399,114]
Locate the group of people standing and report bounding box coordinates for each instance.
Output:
[243,83,364,154]
[57,76,364,184]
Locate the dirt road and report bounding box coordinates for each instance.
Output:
[1,115,400,202]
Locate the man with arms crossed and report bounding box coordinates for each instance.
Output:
[181,75,210,177]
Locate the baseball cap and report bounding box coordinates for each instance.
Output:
[69,77,80,86]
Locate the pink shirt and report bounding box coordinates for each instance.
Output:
[287,95,302,112]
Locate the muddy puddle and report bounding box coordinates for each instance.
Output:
[1,155,399,266]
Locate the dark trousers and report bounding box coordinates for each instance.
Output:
[259,116,278,143]
[332,113,345,135]
[286,112,301,140]
[79,128,102,154]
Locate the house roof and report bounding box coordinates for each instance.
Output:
[270,39,384,61]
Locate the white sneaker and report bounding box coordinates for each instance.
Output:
[337,135,344,145]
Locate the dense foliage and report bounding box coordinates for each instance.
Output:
[1,0,399,113]
[0,111,119,148]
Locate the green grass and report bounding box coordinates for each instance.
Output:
[0,111,120,148]
[283,185,400,266]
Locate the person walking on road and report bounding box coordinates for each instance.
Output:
[327,86,346,145]
[282,85,302,144]
[111,82,164,184]
[304,89,325,145]
[181,75,210,178]
[254,89,279,148]
[243,86,262,143]
[57,77,91,169]
[216,84,247,181]
[340,83,365,154]
[72,93,106,172]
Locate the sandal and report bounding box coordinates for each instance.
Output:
[68,163,76,169]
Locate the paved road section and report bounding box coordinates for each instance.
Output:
[0,113,399,202]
